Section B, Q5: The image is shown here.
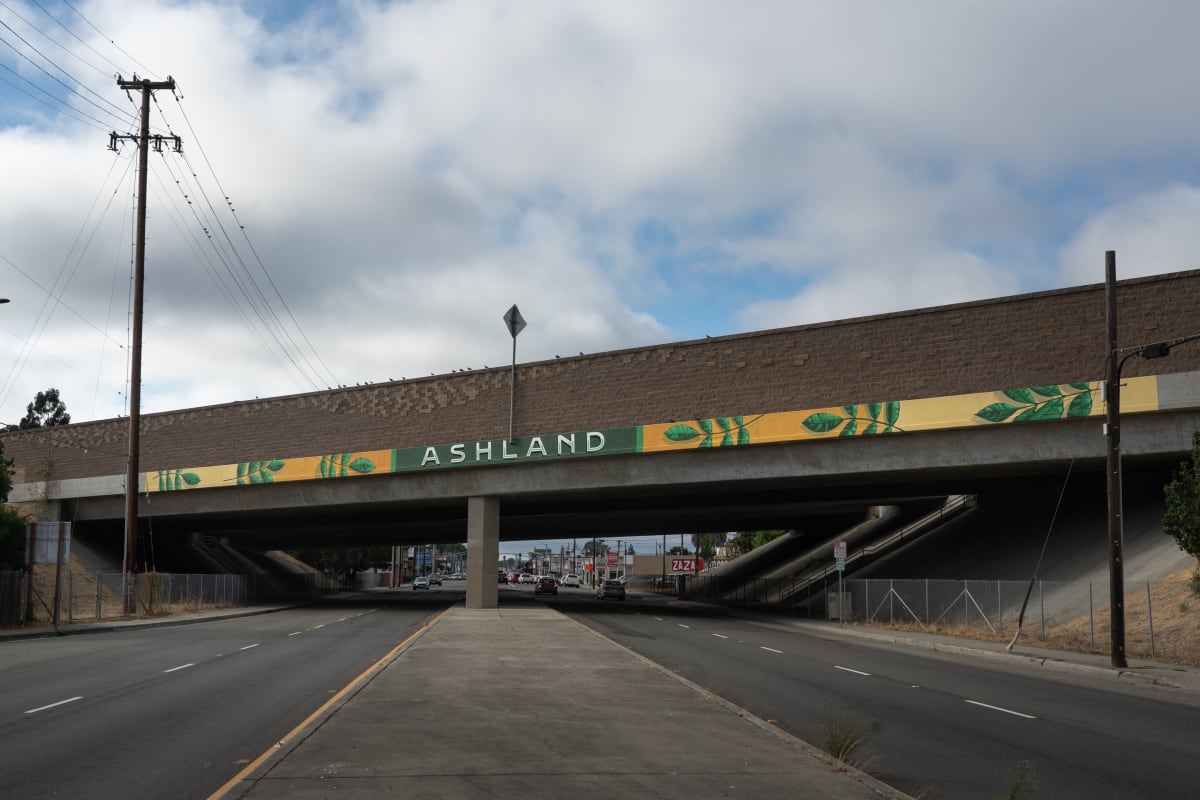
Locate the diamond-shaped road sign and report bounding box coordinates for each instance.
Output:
[503,304,526,338]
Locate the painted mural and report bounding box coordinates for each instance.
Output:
[149,375,1160,493]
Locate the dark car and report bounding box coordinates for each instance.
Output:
[428,574,443,586]
[534,576,558,595]
[596,579,625,601]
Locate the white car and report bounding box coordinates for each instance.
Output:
[560,574,581,588]
[518,573,536,584]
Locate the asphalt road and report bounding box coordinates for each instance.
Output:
[0,597,447,799]
[526,588,1200,800]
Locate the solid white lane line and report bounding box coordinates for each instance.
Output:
[288,631,302,636]
[25,697,83,714]
[834,665,872,676]
[163,663,194,673]
[760,646,784,654]
[965,700,1037,719]
[712,633,728,639]
[239,644,260,651]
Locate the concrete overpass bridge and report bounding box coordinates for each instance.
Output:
[5,270,1200,607]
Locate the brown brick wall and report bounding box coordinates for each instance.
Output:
[5,270,1200,484]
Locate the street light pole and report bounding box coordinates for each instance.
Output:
[1104,252,1200,669]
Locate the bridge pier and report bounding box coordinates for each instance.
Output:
[465,496,499,609]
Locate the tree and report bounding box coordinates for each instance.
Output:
[1163,431,1200,563]
[6,388,70,430]
[691,532,727,561]
[581,539,608,558]
[731,529,788,556]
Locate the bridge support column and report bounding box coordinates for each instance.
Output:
[466,495,499,609]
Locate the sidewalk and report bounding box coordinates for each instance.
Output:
[773,616,1200,692]
[214,606,913,799]
[0,604,298,641]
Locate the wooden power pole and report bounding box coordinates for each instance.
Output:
[110,76,180,611]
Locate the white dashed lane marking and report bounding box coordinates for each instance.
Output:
[25,697,83,714]
[834,665,872,677]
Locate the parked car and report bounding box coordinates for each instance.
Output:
[428,574,443,586]
[596,579,625,601]
[412,577,430,590]
[518,573,537,584]
[534,576,559,595]
[560,574,581,588]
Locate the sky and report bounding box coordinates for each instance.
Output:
[2,0,1200,437]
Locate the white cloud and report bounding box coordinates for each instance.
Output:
[2,1,1200,421]
[1058,185,1200,285]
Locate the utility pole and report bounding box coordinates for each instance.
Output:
[110,75,180,613]
[1104,250,1127,669]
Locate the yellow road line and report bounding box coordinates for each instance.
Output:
[207,611,443,799]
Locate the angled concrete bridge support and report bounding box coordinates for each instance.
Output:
[466,495,499,609]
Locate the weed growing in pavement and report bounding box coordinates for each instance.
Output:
[996,759,1037,799]
[819,710,869,763]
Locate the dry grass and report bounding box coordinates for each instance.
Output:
[21,562,241,624]
[863,565,1200,667]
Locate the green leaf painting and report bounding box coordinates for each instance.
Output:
[802,401,905,437]
[665,424,704,442]
[318,453,377,478]
[156,469,202,491]
[975,384,1096,425]
[237,460,286,485]
[661,415,761,449]
[803,412,844,433]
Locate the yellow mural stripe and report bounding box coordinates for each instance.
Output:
[148,375,1169,493]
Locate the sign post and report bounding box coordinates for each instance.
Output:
[503,304,526,443]
[833,540,847,625]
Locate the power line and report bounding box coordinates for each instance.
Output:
[22,0,131,78]
[60,0,158,79]
[0,152,133,410]
[170,92,338,388]
[0,20,133,128]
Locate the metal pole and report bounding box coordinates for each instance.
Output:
[1147,582,1155,658]
[52,522,65,630]
[1105,250,1128,668]
[509,335,516,442]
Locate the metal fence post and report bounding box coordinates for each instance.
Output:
[997,580,1002,631]
[925,579,930,625]
[1089,582,1094,649]
[1147,582,1155,658]
[1039,580,1045,641]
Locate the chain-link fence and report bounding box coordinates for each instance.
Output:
[681,574,1169,658]
[1,569,335,627]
